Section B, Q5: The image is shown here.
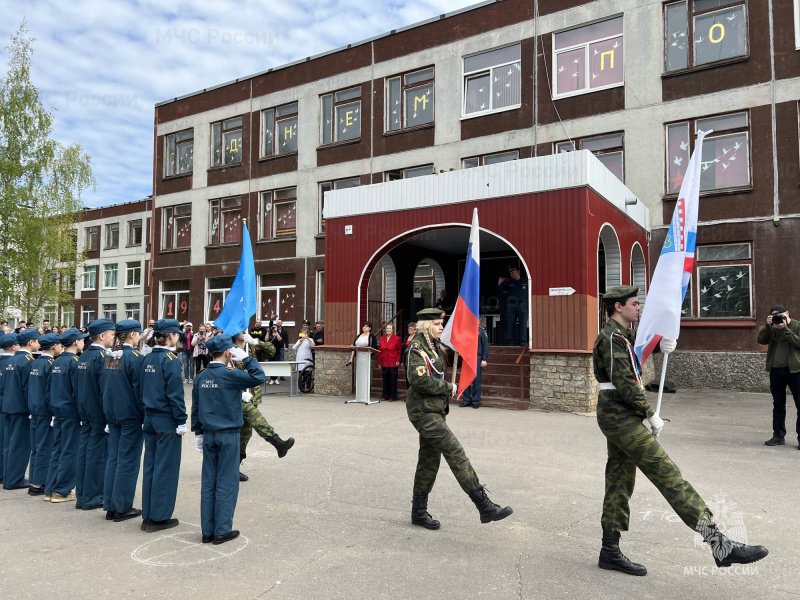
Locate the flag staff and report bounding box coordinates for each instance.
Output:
[450,350,459,392]
[655,354,669,417]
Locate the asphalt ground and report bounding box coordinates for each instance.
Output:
[0,386,796,599]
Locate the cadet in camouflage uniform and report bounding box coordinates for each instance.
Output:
[231,331,295,481]
[593,285,768,576]
[405,308,512,530]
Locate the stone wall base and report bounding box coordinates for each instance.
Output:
[314,348,353,396]
[651,351,768,392]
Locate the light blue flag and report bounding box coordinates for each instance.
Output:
[214,223,256,336]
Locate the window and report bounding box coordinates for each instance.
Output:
[318,177,360,234]
[209,197,242,245]
[260,188,297,240]
[126,262,141,287]
[104,223,119,249]
[665,1,747,72]
[387,67,434,131]
[463,150,519,168]
[163,204,192,250]
[128,219,142,246]
[259,274,296,325]
[206,276,235,322]
[316,271,325,321]
[553,17,624,98]
[102,304,117,322]
[85,226,99,252]
[103,264,118,289]
[160,279,191,321]
[681,243,752,318]
[320,87,361,145]
[262,102,298,157]
[666,112,750,194]
[211,117,243,167]
[463,44,521,117]
[556,133,625,182]
[125,303,141,321]
[81,305,96,327]
[165,129,194,176]
[82,265,97,290]
[385,165,435,181]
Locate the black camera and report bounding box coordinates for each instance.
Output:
[772,313,785,325]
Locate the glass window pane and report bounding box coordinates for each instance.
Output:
[694,0,738,12]
[320,94,333,145]
[260,288,278,321]
[681,278,693,317]
[262,109,274,157]
[556,141,576,153]
[176,130,193,142]
[208,291,225,322]
[696,112,747,133]
[464,44,521,73]
[595,152,624,182]
[165,134,175,176]
[387,77,401,131]
[335,101,361,141]
[554,17,623,50]
[700,132,749,191]
[694,6,747,66]
[162,279,190,292]
[210,201,220,244]
[261,192,272,239]
[666,122,691,193]
[222,208,242,243]
[405,68,434,85]
[276,116,298,154]
[555,48,586,95]
[588,37,624,89]
[665,2,690,71]
[404,83,434,127]
[463,157,480,168]
[334,177,360,189]
[177,141,193,174]
[404,165,434,178]
[223,117,242,130]
[275,187,297,201]
[464,73,490,114]
[276,103,297,117]
[211,122,221,167]
[580,133,623,152]
[275,202,297,238]
[697,244,750,261]
[698,265,751,317]
[491,62,521,109]
[335,87,361,102]
[223,129,242,165]
[483,151,519,165]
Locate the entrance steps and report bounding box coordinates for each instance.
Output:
[370,345,530,410]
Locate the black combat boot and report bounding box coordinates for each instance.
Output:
[598,532,647,576]
[468,485,513,523]
[239,460,249,482]
[267,433,295,458]
[411,495,440,530]
[701,523,769,567]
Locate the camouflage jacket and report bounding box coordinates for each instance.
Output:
[593,318,654,421]
[405,334,455,422]
[233,340,276,405]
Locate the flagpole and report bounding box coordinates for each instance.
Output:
[655,353,669,417]
[450,351,459,395]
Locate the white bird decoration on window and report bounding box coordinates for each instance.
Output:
[720,276,728,281]
[734,142,741,149]
[701,286,708,293]
[558,66,565,73]
[573,58,580,63]
[702,306,710,312]
[726,285,734,291]
[674,156,683,166]
[726,13,736,21]
[728,155,736,161]
[709,278,717,285]
[680,141,688,150]
[722,163,729,170]
[736,271,744,279]
[713,292,722,298]
[612,41,619,49]
[696,37,704,43]
[478,87,485,92]
[723,148,730,155]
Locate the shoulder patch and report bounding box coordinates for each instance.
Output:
[416,366,426,376]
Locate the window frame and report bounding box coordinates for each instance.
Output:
[318,177,361,234]
[795,0,800,50]
[316,271,325,322]
[663,0,749,74]
[386,67,435,132]
[127,219,143,247]
[462,150,520,168]
[209,196,243,246]
[102,304,117,322]
[162,204,192,250]
[81,304,96,327]
[462,43,522,119]
[103,263,118,290]
[125,302,141,321]
[258,282,296,327]
[85,226,99,252]
[261,102,299,158]
[259,187,297,241]
[552,17,625,100]
[82,265,97,291]
[125,261,141,288]
[681,242,753,319]
[554,132,625,182]
[385,165,435,181]
[210,116,243,168]
[205,276,236,323]
[160,280,191,321]
[320,86,362,146]
[104,223,120,250]
[164,129,194,177]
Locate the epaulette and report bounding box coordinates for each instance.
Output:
[26,354,33,361]
[73,356,78,362]
[48,359,53,365]
[166,353,174,360]
[133,351,141,357]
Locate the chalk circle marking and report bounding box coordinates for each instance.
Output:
[131,523,249,567]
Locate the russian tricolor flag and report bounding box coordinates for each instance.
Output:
[441,208,480,399]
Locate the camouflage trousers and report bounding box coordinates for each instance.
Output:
[240,398,275,462]
[599,416,712,533]
[410,413,480,496]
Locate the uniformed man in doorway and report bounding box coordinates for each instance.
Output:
[593,285,768,576]
[497,266,528,346]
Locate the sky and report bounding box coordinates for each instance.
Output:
[1,0,478,208]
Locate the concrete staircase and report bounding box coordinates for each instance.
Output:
[370,345,530,410]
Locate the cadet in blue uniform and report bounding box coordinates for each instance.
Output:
[102,320,145,522]
[140,319,187,533]
[497,266,529,347]
[2,329,40,489]
[75,318,115,510]
[192,335,266,544]
[26,333,62,496]
[0,332,20,485]
[46,328,87,502]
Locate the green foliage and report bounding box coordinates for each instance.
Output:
[0,21,94,320]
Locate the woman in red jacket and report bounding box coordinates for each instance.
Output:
[378,324,402,402]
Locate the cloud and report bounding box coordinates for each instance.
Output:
[0,0,475,207]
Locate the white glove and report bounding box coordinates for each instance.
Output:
[50,417,55,427]
[660,338,677,354]
[195,434,204,453]
[242,334,259,346]
[230,347,249,362]
[242,391,253,403]
[647,415,664,438]
[448,382,457,397]
[28,414,32,420]
[104,425,109,434]
[176,424,188,436]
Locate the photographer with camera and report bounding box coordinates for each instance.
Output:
[757,305,800,448]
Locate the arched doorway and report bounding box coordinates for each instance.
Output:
[598,224,621,330]
[630,242,647,307]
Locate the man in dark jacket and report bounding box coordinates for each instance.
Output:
[757,305,800,447]
[459,324,489,408]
